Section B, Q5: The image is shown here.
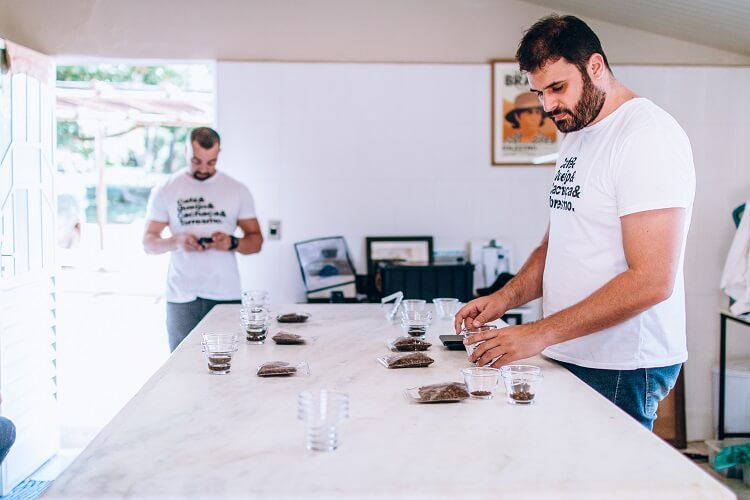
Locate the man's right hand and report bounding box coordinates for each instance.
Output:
[454,295,508,333]
[174,233,204,252]
[144,221,204,254]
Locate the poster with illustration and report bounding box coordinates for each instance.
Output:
[491,60,559,165]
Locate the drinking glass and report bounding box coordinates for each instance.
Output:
[298,390,349,451]
[400,299,426,313]
[240,307,271,344]
[462,367,501,399]
[241,289,270,310]
[201,335,239,375]
[400,310,432,339]
[500,365,543,405]
[461,325,498,362]
[433,298,460,320]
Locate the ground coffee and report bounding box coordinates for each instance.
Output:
[272,332,305,345]
[257,361,297,377]
[418,382,469,401]
[393,337,431,351]
[385,352,434,368]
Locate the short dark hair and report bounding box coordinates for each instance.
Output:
[516,15,610,76]
[190,127,221,149]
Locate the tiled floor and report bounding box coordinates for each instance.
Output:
[56,261,170,449]
[683,440,750,499]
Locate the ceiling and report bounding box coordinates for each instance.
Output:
[0,0,748,64]
[522,0,750,57]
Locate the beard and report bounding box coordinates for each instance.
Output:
[192,171,213,181]
[549,71,606,133]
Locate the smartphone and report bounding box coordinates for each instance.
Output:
[438,334,465,350]
[198,237,214,248]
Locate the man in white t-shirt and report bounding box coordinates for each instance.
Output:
[456,15,695,430]
[143,127,263,351]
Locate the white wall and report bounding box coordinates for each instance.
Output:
[615,66,750,441]
[217,62,552,297]
[217,62,750,441]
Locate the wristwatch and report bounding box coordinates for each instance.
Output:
[229,235,239,251]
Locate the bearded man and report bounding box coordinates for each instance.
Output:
[456,15,695,430]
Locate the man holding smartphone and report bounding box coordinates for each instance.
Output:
[143,127,263,351]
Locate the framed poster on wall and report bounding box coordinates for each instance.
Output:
[491,60,560,166]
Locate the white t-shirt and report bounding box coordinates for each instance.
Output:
[145,169,257,303]
[542,98,695,370]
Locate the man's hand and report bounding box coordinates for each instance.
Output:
[454,295,509,333]
[143,221,204,254]
[465,323,549,368]
[208,232,233,251]
[175,233,204,252]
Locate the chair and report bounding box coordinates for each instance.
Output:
[293,236,358,302]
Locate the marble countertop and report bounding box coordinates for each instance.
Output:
[45,304,731,499]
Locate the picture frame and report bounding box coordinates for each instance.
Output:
[293,236,357,296]
[365,236,433,275]
[490,60,560,166]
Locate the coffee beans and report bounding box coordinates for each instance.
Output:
[510,390,535,401]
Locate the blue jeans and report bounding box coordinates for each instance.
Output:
[166,298,241,352]
[0,417,16,464]
[556,360,681,430]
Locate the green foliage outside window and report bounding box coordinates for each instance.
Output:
[56,64,212,224]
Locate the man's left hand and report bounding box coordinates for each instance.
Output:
[208,232,233,251]
[465,323,549,368]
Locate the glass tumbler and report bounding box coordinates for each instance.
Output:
[400,299,427,313]
[461,325,498,362]
[433,298,460,320]
[462,367,501,399]
[201,334,239,375]
[501,365,543,405]
[401,310,432,339]
[298,390,349,451]
[240,307,271,344]
[241,289,270,310]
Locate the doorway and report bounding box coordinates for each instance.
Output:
[53,61,214,451]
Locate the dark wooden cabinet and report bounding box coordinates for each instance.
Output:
[379,263,475,302]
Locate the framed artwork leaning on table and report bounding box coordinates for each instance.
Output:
[364,236,433,300]
[294,236,357,300]
[490,60,560,166]
[365,236,433,275]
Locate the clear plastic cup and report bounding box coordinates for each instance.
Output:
[462,367,501,399]
[400,310,432,339]
[201,335,239,375]
[298,390,349,451]
[433,298,460,320]
[240,308,271,344]
[501,365,543,405]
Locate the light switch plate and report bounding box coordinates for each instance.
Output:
[268,219,281,240]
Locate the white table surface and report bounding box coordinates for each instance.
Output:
[44,304,732,499]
